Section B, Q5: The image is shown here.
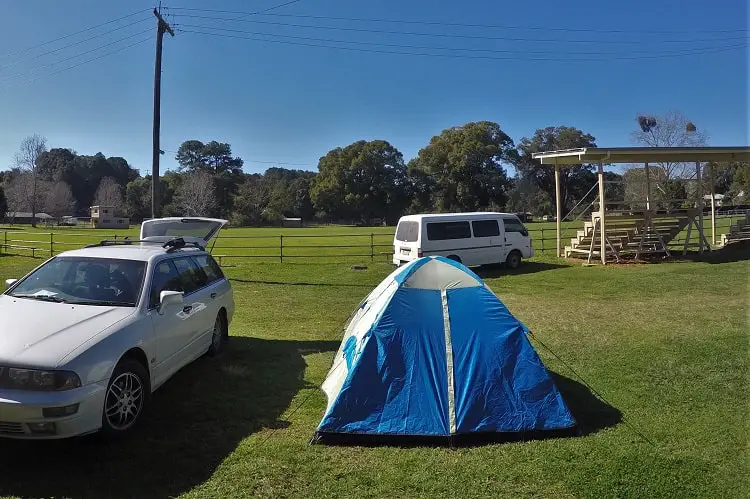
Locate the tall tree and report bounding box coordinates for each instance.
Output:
[94,176,125,215]
[515,126,598,215]
[311,140,409,224]
[631,110,708,179]
[175,140,244,217]
[409,121,515,212]
[36,148,139,214]
[45,181,76,218]
[12,134,48,226]
[231,174,270,226]
[174,171,217,216]
[0,184,7,220]
[125,177,153,221]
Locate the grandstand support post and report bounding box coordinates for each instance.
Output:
[598,162,606,264]
[696,161,705,253]
[555,162,562,258]
[709,163,716,246]
[644,162,651,211]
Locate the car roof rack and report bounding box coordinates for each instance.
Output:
[85,237,205,252]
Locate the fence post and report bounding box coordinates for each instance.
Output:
[370,233,374,261]
[541,228,545,252]
[280,234,283,263]
[50,233,54,257]
[1,231,5,254]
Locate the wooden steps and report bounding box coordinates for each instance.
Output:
[564,211,692,260]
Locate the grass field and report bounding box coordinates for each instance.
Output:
[0,230,748,498]
[0,213,745,263]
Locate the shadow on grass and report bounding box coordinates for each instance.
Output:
[551,372,622,437]
[230,277,374,288]
[684,241,750,264]
[475,261,569,279]
[313,371,621,449]
[0,337,339,499]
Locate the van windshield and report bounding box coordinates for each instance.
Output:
[396,221,419,242]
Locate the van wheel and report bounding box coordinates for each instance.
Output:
[447,255,462,264]
[506,250,522,270]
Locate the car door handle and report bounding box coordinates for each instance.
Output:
[183,305,192,313]
[210,292,217,299]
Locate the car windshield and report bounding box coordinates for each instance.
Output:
[7,257,147,307]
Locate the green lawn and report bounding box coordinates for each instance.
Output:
[0,214,742,263]
[0,238,748,498]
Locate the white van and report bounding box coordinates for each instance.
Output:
[392,212,534,269]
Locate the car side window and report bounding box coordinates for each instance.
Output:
[191,254,224,284]
[172,257,208,294]
[149,261,183,309]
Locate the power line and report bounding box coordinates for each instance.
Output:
[0,8,151,59]
[0,37,151,91]
[0,17,152,70]
[168,8,749,35]
[178,24,746,57]
[178,29,746,62]
[172,15,750,45]
[0,29,152,82]
[232,0,306,20]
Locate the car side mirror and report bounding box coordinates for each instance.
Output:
[158,290,183,313]
[5,279,18,290]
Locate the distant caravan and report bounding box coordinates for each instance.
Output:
[392,212,534,269]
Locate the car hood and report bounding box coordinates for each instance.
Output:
[0,295,135,368]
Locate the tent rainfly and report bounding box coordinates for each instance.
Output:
[312,256,576,445]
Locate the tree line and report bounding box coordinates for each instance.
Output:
[2,111,748,227]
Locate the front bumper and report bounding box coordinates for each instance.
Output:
[0,381,107,439]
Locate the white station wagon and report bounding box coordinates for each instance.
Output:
[0,217,234,439]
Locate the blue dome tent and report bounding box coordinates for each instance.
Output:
[312,256,576,445]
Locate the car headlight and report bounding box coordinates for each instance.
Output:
[4,368,81,391]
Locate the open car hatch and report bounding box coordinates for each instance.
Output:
[140,217,227,247]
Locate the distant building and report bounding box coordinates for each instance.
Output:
[703,193,726,207]
[282,217,303,228]
[4,212,54,224]
[90,205,129,229]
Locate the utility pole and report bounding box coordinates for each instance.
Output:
[151,7,174,219]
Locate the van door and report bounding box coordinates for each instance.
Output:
[471,218,505,265]
[502,217,532,258]
[393,220,420,264]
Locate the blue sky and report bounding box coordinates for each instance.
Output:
[0,0,747,176]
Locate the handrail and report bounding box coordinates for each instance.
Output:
[562,182,598,222]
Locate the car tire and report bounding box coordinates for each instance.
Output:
[207,312,228,357]
[506,250,522,270]
[101,358,150,437]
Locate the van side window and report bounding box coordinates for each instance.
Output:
[396,221,419,242]
[426,221,471,241]
[503,218,529,236]
[472,220,500,237]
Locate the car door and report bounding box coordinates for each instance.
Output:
[147,259,195,388]
[190,254,231,348]
[171,256,213,357]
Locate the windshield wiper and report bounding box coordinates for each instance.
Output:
[67,299,134,307]
[12,293,68,303]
